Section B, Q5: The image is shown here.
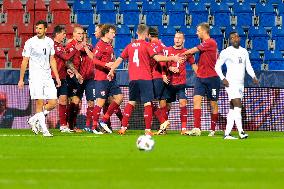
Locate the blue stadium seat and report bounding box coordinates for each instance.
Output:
[265,51,284,70]
[210,26,223,51]
[160,26,177,46]
[272,27,284,50]
[115,25,132,49]
[255,3,276,27]
[187,3,209,26]
[142,2,163,25]
[210,2,231,27]
[96,1,117,24]
[249,50,263,71]
[73,0,93,25]
[165,2,186,26]
[181,26,200,49]
[233,2,253,27]
[119,1,140,25]
[248,27,269,51]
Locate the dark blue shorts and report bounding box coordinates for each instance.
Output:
[153,78,170,100]
[167,84,187,102]
[54,79,68,97]
[85,79,96,101]
[95,80,122,99]
[194,76,220,101]
[129,80,154,104]
[67,78,96,100]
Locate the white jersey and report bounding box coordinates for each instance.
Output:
[22,36,55,80]
[215,46,256,85]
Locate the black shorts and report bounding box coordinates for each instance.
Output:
[67,78,96,101]
[53,79,68,97]
[167,84,187,103]
[194,76,220,101]
[129,80,154,104]
[153,78,170,100]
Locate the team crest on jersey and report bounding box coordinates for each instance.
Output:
[238,57,243,64]
[57,47,61,51]
[101,91,106,96]
[70,47,74,51]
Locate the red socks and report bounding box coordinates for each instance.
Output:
[194,109,201,129]
[59,104,67,126]
[86,106,93,127]
[102,102,119,123]
[211,113,218,131]
[180,106,187,129]
[144,105,153,130]
[92,105,102,129]
[121,103,134,127]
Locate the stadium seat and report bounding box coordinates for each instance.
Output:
[49,0,71,25]
[255,3,276,27]
[160,26,177,46]
[233,2,253,27]
[265,51,284,70]
[248,27,269,51]
[165,1,186,26]
[18,24,34,47]
[115,25,132,49]
[249,50,263,71]
[73,0,93,25]
[187,2,209,26]
[210,2,231,27]
[272,27,284,50]
[26,0,47,24]
[3,0,24,25]
[9,48,22,69]
[0,49,6,68]
[96,1,117,24]
[0,23,15,48]
[210,26,223,51]
[119,1,140,25]
[180,26,200,48]
[142,2,163,26]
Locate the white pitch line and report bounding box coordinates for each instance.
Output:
[0,134,99,138]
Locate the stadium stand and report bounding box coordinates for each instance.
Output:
[49,0,71,25]
[3,0,24,25]
[0,23,15,48]
[25,0,47,24]
[0,49,6,68]
[8,48,22,69]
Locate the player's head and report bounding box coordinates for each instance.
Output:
[136,24,149,39]
[83,32,89,43]
[94,24,104,39]
[101,24,116,41]
[73,26,84,42]
[196,22,210,40]
[148,27,159,40]
[53,25,66,42]
[174,32,185,48]
[229,31,240,48]
[0,92,7,114]
[35,20,48,39]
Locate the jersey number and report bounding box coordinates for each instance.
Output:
[133,49,139,67]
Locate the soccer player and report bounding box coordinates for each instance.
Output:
[148,26,170,132]
[183,22,219,136]
[90,24,123,134]
[108,24,183,135]
[52,25,83,133]
[18,20,61,137]
[215,31,259,139]
[157,31,195,135]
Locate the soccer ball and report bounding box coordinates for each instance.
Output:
[136,135,155,151]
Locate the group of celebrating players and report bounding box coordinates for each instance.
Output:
[18,20,259,139]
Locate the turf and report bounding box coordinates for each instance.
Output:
[0,129,284,189]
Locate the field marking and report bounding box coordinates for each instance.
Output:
[0,168,103,173]
[0,134,99,138]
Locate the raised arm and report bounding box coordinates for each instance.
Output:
[183,47,199,55]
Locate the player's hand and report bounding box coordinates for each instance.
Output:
[253,77,259,85]
[171,54,185,63]
[75,43,84,51]
[162,75,169,84]
[192,64,198,74]
[55,77,61,88]
[223,78,229,87]
[75,73,84,84]
[105,62,114,68]
[18,80,24,90]
[169,66,179,73]
[107,70,114,81]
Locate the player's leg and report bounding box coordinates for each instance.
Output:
[231,98,248,139]
[224,101,237,139]
[84,79,96,132]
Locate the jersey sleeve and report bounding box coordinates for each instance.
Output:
[92,45,107,67]
[146,44,157,58]
[22,40,32,57]
[186,54,195,65]
[197,39,214,52]
[120,45,129,60]
[245,50,256,79]
[55,46,77,61]
[214,50,227,80]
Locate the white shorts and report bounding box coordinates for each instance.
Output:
[225,84,244,101]
[29,78,57,100]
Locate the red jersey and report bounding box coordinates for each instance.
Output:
[65,39,82,72]
[80,44,95,80]
[196,38,218,78]
[150,39,167,79]
[93,40,115,81]
[166,46,195,86]
[120,39,157,81]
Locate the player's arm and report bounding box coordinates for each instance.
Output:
[153,54,183,63]
[18,57,29,89]
[65,58,83,84]
[50,55,61,87]
[107,57,123,80]
[245,51,259,85]
[183,47,199,55]
[215,52,228,87]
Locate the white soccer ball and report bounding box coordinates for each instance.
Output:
[136,135,155,151]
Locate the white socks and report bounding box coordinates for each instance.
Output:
[225,109,234,136]
[234,107,243,134]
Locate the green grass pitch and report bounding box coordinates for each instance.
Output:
[0,129,284,189]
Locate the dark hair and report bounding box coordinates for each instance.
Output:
[197,22,210,34]
[229,31,238,37]
[35,20,48,28]
[101,24,116,37]
[149,27,159,38]
[137,24,149,35]
[53,25,66,37]
[96,24,104,29]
